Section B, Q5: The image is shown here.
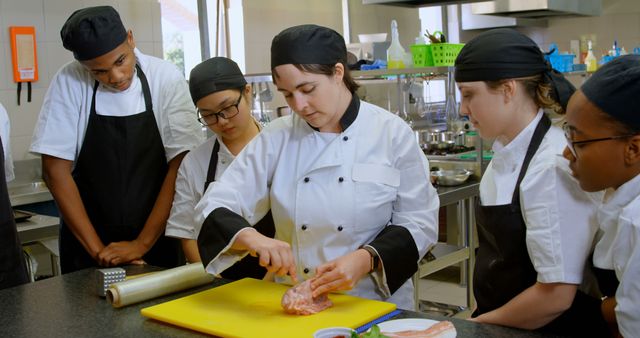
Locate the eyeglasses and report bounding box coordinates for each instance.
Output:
[562,122,635,157]
[197,95,242,126]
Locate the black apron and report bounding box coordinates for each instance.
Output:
[473,115,609,336]
[0,137,29,289]
[203,139,275,280]
[593,266,619,298]
[60,64,181,274]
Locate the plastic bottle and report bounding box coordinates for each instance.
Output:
[585,40,598,73]
[387,20,406,69]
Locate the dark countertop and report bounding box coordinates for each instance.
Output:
[0,266,561,338]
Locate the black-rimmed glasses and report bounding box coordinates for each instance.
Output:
[197,95,242,126]
[562,122,635,157]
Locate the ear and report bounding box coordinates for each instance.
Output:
[624,135,640,165]
[126,30,136,49]
[333,62,344,84]
[502,79,516,104]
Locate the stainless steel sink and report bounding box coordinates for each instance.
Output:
[8,181,52,206]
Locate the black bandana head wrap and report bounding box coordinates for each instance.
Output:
[271,24,347,69]
[61,6,127,61]
[455,28,575,110]
[581,54,640,129]
[189,57,247,105]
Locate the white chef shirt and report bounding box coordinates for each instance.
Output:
[166,135,240,240]
[30,48,203,162]
[0,103,13,182]
[194,100,440,310]
[480,110,601,284]
[592,173,640,337]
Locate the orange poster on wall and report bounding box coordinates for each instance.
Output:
[9,26,39,83]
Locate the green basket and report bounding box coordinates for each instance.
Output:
[430,43,465,66]
[410,44,434,67]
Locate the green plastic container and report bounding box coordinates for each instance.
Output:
[410,44,434,67]
[430,43,465,66]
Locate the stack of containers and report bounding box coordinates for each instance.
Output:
[544,43,576,73]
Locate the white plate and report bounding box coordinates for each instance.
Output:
[377,318,440,332]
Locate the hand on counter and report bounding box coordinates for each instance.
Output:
[97,239,148,266]
[310,249,371,297]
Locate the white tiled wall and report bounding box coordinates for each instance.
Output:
[0,0,162,162]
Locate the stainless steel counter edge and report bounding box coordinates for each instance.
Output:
[8,181,53,207]
[17,214,60,244]
[437,180,479,207]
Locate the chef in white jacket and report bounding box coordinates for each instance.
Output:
[30,6,203,273]
[0,102,29,289]
[195,24,439,310]
[563,55,640,337]
[166,57,274,280]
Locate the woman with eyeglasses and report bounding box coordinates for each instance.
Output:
[563,54,640,337]
[194,25,439,309]
[454,28,608,335]
[165,57,274,279]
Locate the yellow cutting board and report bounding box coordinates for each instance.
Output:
[141,278,396,338]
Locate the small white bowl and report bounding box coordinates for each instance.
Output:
[313,327,355,338]
[358,33,388,43]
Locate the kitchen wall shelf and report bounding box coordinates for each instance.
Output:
[351,66,454,79]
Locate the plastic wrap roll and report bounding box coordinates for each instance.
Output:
[107,263,214,308]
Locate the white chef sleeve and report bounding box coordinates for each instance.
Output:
[614,218,640,337]
[0,104,13,182]
[194,128,275,274]
[521,156,598,284]
[157,67,204,161]
[166,154,199,239]
[30,64,84,161]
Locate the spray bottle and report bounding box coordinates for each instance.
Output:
[585,40,598,73]
[387,20,406,69]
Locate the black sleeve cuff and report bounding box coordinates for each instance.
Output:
[197,207,251,267]
[369,224,419,295]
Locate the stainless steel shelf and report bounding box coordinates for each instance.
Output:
[419,243,470,277]
[8,181,53,207]
[415,181,478,313]
[17,214,59,244]
[244,73,272,83]
[244,66,456,83]
[352,66,453,78]
[437,181,479,207]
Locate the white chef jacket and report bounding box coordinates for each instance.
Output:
[0,103,13,182]
[481,110,600,284]
[593,173,640,337]
[30,48,203,162]
[195,100,440,309]
[166,135,239,240]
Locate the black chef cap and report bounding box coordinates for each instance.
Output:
[271,24,347,69]
[61,6,127,61]
[455,28,575,110]
[581,54,640,129]
[189,57,247,105]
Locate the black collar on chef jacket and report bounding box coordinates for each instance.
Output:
[308,93,360,132]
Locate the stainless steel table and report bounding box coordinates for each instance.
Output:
[414,180,479,316]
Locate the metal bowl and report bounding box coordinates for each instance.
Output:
[430,169,473,186]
